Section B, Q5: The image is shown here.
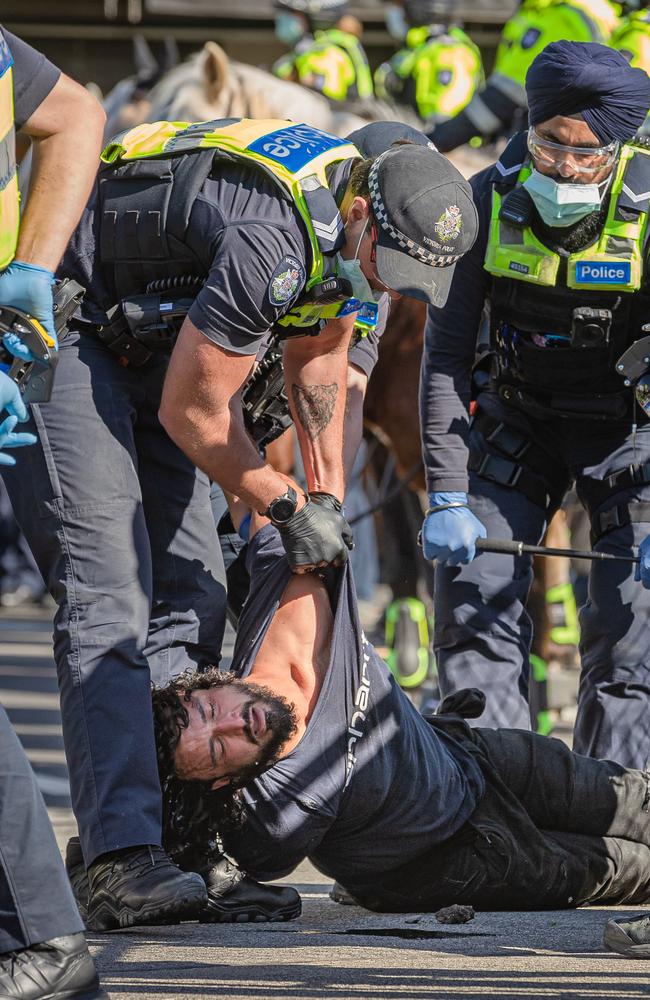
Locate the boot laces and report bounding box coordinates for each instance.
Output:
[121,845,178,876]
[0,945,49,977]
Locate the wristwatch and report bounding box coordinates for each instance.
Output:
[262,485,298,525]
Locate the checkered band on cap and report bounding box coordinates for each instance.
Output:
[368,153,463,268]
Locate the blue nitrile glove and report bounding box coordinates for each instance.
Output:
[238,513,252,541]
[635,534,650,588]
[421,491,487,566]
[0,261,57,361]
[0,414,37,466]
[0,371,37,465]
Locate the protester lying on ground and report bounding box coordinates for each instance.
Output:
[151,503,650,913]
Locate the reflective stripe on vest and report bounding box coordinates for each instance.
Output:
[0,33,19,272]
[484,144,650,292]
[493,0,614,93]
[375,27,482,119]
[295,29,373,101]
[413,30,483,119]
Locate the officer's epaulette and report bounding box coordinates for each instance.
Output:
[492,131,528,192]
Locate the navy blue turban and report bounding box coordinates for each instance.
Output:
[526,41,650,145]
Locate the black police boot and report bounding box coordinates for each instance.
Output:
[86,845,207,931]
[68,838,300,926]
[65,838,89,924]
[197,858,302,923]
[0,933,106,999]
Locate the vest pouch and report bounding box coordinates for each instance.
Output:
[99,158,175,264]
[509,337,614,394]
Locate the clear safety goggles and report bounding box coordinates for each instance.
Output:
[527,127,619,178]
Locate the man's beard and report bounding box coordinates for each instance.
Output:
[229,678,298,778]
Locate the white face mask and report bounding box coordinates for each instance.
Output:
[384,3,408,40]
[337,219,385,304]
[275,12,305,46]
[523,168,610,228]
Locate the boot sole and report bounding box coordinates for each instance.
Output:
[87,887,207,932]
[603,920,650,958]
[199,895,302,924]
[35,988,109,1000]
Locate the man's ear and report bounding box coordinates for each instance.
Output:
[210,776,231,791]
[347,195,371,225]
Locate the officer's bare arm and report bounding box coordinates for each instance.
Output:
[283,314,355,502]
[160,317,306,513]
[344,364,367,483]
[15,74,105,270]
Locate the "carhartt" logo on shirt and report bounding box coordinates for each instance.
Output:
[575,261,631,284]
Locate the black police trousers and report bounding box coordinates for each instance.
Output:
[350,721,650,913]
[0,706,82,952]
[1,327,227,866]
[434,387,650,769]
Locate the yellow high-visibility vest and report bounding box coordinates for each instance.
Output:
[101,118,366,328]
[485,143,650,292]
[0,32,19,270]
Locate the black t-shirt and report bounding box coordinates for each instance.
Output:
[223,526,485,883]
[2,27,61,128]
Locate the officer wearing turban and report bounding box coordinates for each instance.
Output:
[429,0,620,152]
[420,42,650,769]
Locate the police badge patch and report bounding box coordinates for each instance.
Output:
[434,206,463,242]
[268,256,305,306]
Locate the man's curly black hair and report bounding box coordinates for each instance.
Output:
[151,666,297,871]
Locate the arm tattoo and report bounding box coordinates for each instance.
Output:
[291,382,338,438]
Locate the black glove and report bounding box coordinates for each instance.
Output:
[309,491,343,513]
[278,496,354,573]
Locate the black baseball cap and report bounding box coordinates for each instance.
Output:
[367,144,479,307]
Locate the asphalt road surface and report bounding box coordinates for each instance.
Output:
[2,603,650,1000]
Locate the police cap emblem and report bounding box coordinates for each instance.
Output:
[268,256,305,306]
[434,205,463,242]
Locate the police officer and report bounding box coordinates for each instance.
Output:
[420,41,650,770]
[272,0,374,101]
[429,0,619,153]
[0,25,109,1000]
[1,114,477,931]
[375,0,484,126]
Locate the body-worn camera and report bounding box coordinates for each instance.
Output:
[570,307,612,349]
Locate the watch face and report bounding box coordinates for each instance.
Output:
[270,497,296,523]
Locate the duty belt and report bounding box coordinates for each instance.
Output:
[591,501,650,545]
[586,459,650,512]
[469,411,568,510]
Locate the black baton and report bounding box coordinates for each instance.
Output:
[476,537,640,565]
